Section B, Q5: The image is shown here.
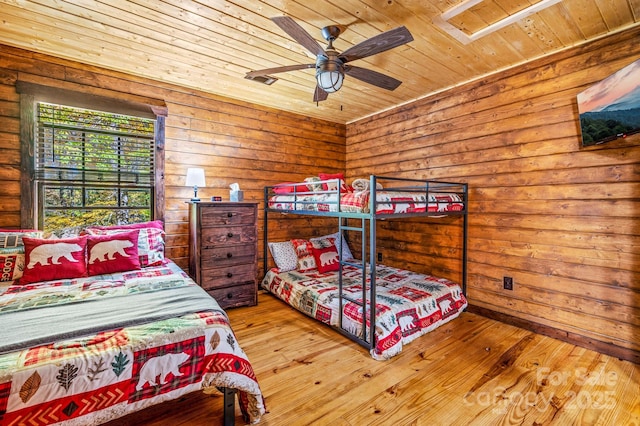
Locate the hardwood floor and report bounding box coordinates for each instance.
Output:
[109,291,640,425]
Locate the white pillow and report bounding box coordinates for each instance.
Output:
[268,241,298,272]
[311,232,353,261]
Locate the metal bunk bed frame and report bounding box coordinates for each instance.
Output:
[263,175,468,351]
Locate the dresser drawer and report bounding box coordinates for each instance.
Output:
[201,244,255,268]
[200,225,256,246]
[200,205,256,227]
[189,202,258,309]
[206,282,257,309]
[200,263,256,289]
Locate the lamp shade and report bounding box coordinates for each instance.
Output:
[316,70,344,93]
[185,168,205,187]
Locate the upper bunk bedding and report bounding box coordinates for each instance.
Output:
[261,262,468,361]
[0,226,265,425]
[267,176,465,216]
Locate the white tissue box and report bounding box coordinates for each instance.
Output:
[230,190,243,202]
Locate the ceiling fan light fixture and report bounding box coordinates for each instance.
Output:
[316,69,344,93]
[253,17,413,102]
[316,56,344,93]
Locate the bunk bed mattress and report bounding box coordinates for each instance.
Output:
[0,260,264,425]
[261,263,467,360]
[268,191,464,214]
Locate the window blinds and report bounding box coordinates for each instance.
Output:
[35,102,155,188]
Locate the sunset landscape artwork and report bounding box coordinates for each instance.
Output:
[577,58,640,146]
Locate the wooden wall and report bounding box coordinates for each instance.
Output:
[1,26,638,363]
[346,26,640,363]
[0,44,346,273]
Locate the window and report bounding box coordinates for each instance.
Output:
[35,103,155,234]
[18,82,167,233]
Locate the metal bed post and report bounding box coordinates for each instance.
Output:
[462,183,468,296]
[338,210,344,331]
[337,182,344,332]
[368,175,377,348]
[263,186,269,279]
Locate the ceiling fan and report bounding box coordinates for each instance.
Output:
[245,16,414,102]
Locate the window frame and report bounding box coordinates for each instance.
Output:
[18,81,167,230]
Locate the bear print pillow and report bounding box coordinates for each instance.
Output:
[21,236,88,284]
[87,230,140,276]
[310,237,340,273]
[85,220,165,267]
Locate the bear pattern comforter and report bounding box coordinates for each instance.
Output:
[268,190,464,214]
[0,260,264,425]
[261,263,467,360]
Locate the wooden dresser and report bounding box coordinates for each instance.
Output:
[188,202,258,309]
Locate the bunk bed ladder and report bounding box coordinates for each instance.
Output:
[338,217,375,349]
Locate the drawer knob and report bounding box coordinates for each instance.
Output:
[227,212,233,217]
[227,293,233,299]
[227,232,234,238]
[226,252,233,258]
[227,272,233,278]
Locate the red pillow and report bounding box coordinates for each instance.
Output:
[273,183,297,194]
[87,230,140,276]
[311,240,340,273]
[85,221,165,267]
[21,236,88,284]
[318,173,350,193]
[0,249,25,285]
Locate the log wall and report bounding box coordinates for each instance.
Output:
[346,27,640,362]
[0,44,345,273]
[1,25,638,362]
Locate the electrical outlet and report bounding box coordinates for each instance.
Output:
[377,252,383,262]
[503,276,513,290]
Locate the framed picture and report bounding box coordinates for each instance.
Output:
[577,58,640,147]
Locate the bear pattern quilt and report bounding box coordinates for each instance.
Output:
[0,260,265,425]
[268,190,464,214]
[261,263,467,360]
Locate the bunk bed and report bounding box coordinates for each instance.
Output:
[0,223,264,425]
[262,175,468,360]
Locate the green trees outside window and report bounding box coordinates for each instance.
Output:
[36,103,155,235]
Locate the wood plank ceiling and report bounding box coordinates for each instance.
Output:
[0,0,638,123]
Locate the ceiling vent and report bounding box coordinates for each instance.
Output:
[245,74,278,85]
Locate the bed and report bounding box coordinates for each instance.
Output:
[262,175,468,360]
[268,176,465,215]
[0,223,265,425]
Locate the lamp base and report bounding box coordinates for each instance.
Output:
[190,185,200,202]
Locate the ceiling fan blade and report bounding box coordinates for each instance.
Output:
[339,26,413,63]
[313,86,329,102]
[245,63,315,78]
[345,65,402,91]
[272,16,326,57]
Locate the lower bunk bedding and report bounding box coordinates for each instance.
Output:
[0,259,265,425]
[261,263,468,361]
